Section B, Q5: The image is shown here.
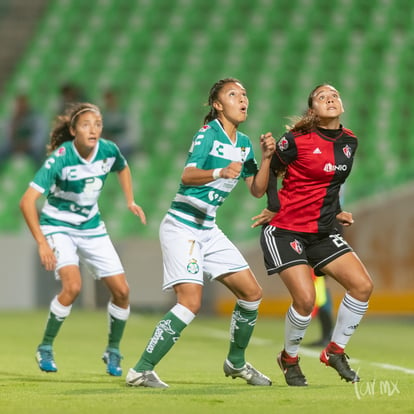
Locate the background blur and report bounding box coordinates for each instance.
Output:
[0,0,413,315]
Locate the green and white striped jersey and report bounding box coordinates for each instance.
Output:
[30,138,127,237]
[167,119,258,230]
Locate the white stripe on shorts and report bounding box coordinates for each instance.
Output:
[264,225,282,267]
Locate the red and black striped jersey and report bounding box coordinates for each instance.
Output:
[268,126,357,233]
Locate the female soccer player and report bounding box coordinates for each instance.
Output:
[20,102,146,376]
[126,78,275,388]
[252,190,334,349]
[259,84,374,386]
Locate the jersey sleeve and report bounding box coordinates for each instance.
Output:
[240,135,258,178]
[274,131,298,167]
[109,142,128,172]
[266,167,280,212]
[30,152,62,193]
[184,127,214,168]
[241,157,258,178]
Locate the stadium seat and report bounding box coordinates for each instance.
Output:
[1,0,414,240]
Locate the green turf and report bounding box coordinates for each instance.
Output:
[0,310,413,414]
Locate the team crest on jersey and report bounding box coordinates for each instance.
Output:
[240,146,246,162]
[343,145,352,158]
[101,158,111,173]
[199,125,211,132]
[278,137,289,151]
[187,258,199,274]
[56,147,66,156]
[290,239,303,254]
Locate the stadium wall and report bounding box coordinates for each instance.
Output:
[0,236,175,311]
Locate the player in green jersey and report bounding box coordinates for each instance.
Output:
[126,78,276,388]
[20,102,146,376]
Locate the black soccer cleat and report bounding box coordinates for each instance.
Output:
[277,351,308,386]
[320,346,360,383]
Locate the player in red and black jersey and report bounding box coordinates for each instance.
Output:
[259,84,373,386]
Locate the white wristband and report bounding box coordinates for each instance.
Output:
[212,168,222,180]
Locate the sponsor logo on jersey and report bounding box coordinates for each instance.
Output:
[290,239,303,254]
[343,144,352,158]
[199,125,211,132]
[56,147,66,156]
[313,147,322,154]
[187,258,199,274]
[215,143,224,156]
[69,204,91,216]
[323,163,348,172]
[278,137,289,151]
[208,190,225,204]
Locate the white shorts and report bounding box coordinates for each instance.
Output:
[45,233,124,280]
[160,214,249,291]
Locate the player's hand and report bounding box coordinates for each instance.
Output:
[251,208,276,228]
[221,161,242,179]
[38,241,57,271]
[260,132,276,159]
[336,210,354,227]
[128,202,147,225]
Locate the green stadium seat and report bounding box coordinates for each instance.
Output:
[1,0,414,240]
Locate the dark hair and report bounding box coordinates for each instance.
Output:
[47,102,101,155]
[203,77,242,124]
[287,84,335,133]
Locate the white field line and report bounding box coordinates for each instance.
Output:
[201,327,414,375]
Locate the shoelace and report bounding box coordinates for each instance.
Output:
[108,352,122,365]
[337,353,352,367]
[41,349,54,362]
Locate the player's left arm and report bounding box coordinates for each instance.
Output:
[116,165,146,225]
[250,162,279,228]
[245,132,275,198]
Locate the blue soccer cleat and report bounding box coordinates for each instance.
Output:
[36,344,58,373]
[102,347,123,376]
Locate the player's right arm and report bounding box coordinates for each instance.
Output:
[19,186,57,271]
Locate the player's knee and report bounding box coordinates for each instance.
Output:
[112,284,130,303]
[62,281,82,300]
[177,298,202,315]
[239,285,262,302]
[355,277,374,301]
[250,285,263,302]
[294,295,315,316]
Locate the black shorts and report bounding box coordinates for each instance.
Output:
[260,225,353,276]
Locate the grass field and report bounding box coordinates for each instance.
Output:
[1,310,413,414]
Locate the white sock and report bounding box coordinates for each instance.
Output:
[50,296,72,318]
[332,293,368,348]
[237,298,261,311]
[108,302,130,321]
[284,305,312,357]
[171,303,196,325]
